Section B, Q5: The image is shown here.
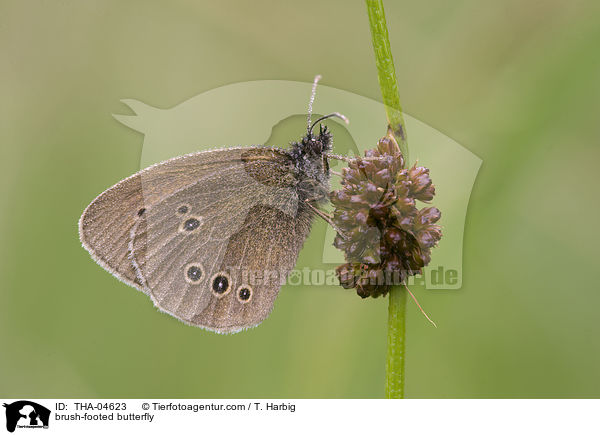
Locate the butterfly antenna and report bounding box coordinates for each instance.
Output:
[308,112,349,136]
[307,74,322,134]
[403,283,438,328]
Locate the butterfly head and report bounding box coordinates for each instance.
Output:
[290,123,332,165]
[290,76,350,192]
[300,123,333,154]
[289,123,335,195]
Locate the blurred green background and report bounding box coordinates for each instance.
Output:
[1,0,599,398]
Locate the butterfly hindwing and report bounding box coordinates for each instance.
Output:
[189,203,313,332]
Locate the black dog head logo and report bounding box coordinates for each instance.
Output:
[3,401,50,433]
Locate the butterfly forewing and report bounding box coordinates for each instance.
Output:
[80,148,247,291]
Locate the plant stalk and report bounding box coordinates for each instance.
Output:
[366,0,409,163]
[386,282,407,398]
[365,0,409,399]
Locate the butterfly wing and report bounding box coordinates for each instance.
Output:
[80,147,314,333]
[80,148,247,292]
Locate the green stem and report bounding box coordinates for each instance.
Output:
[365,0,409,399]
[386,283,407,398]
[366,0,409,163]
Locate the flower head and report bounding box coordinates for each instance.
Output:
[330,134,442,298]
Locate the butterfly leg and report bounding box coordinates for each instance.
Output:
[304,198,348,239]
[325,153,354,163]
[326,153,391,163]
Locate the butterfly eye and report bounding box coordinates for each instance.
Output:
[211,273,231,296]
[185,263,204,284]
[137,208,146,217]
[237,286,252,303]
[177,205,189,214]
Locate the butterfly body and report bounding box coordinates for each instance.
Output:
[79,126,333,333]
